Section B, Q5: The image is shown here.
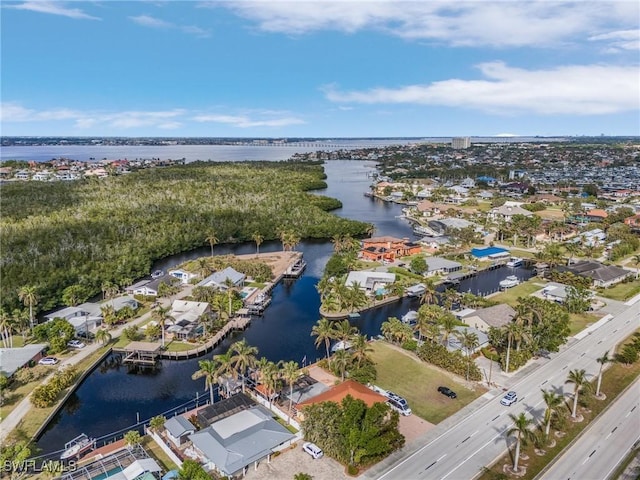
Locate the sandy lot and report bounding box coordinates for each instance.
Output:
[243,442,348,480]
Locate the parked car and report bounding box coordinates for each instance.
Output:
[38,357,59,366]
[387,397,412,416]
[500,391,518,406]
[437,386,457,399]
[302,442,323,459]
[68,340,86,349]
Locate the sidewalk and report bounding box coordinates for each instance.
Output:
[0,288,191,444]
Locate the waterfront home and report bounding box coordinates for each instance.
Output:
[557,260,631,288]
[0,344,47,377]
[461,304,516,332]
[44,304,102,335]
[360,236,422,262]
[196,267,246,290]
[103,295,139,312]
[168,268,198,284]
[488,204,533,222]
[444,326,488,354]
[166,300,210,339]
[188,406,295,478]
[163,416,196,447]
[427,217,476,236]
[344,271,396,294]
[423,257,463,277]
[127,279,157,297]
[415,200,441,217]
[296,380,388,419]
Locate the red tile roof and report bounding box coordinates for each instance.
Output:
[297,380,388,408]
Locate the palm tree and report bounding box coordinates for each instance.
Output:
[18,285,38,330]
[438,312,458,347]
[95,327,112,346]
[260,360,281,409]
[311,317,336,362]
[153,305,173,348]
[507,412,537,473]
[419,280,437,305]
[333,319,357,345]
[503,322,519,373]
[0,309,13,348]
[564,242,581,266]
[280,360,301,424]
[252,232,264,256]
[213,350,236,397]
[192,359,219,405]
[223,278,238,317]
[595,351,611,398]
[631,254,640,279]
[196,258,211,279]
[333,349,351,381]
[541,389,563,438]
[229,339,258,393]
[350,334,373,368]
[457,329,479,381]
[565,368,592,418]
[205,231,218,257]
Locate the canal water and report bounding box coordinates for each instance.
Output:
[35,160,532,456]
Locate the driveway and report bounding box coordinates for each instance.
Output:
[243,442,347,480]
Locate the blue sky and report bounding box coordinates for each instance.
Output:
[1,1,639,137]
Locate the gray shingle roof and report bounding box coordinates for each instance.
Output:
[463,304,516,328]
[164,416,195,438]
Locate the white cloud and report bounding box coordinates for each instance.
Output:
[6,1,100,20]
[206,1,638,49]
[193,112,305,127]
[589,29,640,52]
[323,62,640,115]
[1,104,304,130]
[128,14,211,37]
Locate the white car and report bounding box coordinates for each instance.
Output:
[302,442,323,459]
[38,357,59,366]
[500,391,517,406]
[68,340,86,349]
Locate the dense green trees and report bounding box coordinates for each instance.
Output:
[301,396,404,469]
[32,318,75,353]
[1,161,371,313]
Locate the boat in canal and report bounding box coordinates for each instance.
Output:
[499,275,520,289]
[406,283,426,297]
[401,310,418,325]
[331,340,353,353]
[506,257,524,268]
[60,433,95,460]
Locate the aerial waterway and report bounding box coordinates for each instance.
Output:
[35,159,533,456]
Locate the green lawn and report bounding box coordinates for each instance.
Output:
[369,342,486,424]
[488,280,548,307]
[508,249,538,259]
[143,437,178,472]
[568,312,600,336]
[596,280,640,301]
[165,340,200,352]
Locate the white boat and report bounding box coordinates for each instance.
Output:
[506,257,523,268]
[60,433,95,460]
[331,340,353,353]
[401,310,418,325]
[499,275,520,289]
[151,270,164,279]
[413,225,432,236]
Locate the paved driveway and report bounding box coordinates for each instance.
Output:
[243,443,347,480]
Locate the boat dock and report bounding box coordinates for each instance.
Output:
[119,341,162,366]
[283,258,307,278]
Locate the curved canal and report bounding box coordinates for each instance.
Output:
[35,160,532,456]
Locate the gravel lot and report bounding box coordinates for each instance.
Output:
[243,442,347,480]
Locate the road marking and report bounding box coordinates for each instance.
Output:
[492,415,500,421]
[461,436,470,444]
[423,461,436,471]
[589,449,596,457]
[541,380,548,385]
[437,454,447,462]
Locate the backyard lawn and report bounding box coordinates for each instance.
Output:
[488,279,548,307]
[369,341,486,424]
[596,280,640,301]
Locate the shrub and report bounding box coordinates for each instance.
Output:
[347,465,359,476]
[402,340,418,351]
[417,343,482,380]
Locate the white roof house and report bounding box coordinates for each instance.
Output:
[188,406,295,477]
[169,300,210,324]
[0,344,47,377]
[344,271,396,291]
[168,268,198,284]
[197,267,246,289]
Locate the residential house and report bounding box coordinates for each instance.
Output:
[44,305,102,334]
[573,228,606,247]
[557,260,631,288]
[296,380,388,418]
[461,304,516,332]
[360,236,422,262]
[344,271,396,293]
[0,344,48,377]
[444,326,488,354]
[488,204,533,222]
[166,300,210,340]
[624,214,640,231]
[197,267,246,290]
[423,257,463,276]
[585,209,608,223]
[416,200,441,217]
[168,268,198,284]
[427,218,475,236]
[163,416,196,447]
[188,406,295,478]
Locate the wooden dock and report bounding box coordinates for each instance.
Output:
[119,341,162,366]
[160,315,251,359]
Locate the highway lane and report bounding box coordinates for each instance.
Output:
[376,302,639,480]
[538,379,640,480]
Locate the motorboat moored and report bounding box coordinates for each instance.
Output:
[60,433,95,460]
[499,275,520,289]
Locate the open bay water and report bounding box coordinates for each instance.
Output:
[34,159,532,456]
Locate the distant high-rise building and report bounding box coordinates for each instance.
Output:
[451,137,471,149]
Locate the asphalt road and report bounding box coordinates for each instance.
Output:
[539,378,640,480]
[373,300,639,480]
